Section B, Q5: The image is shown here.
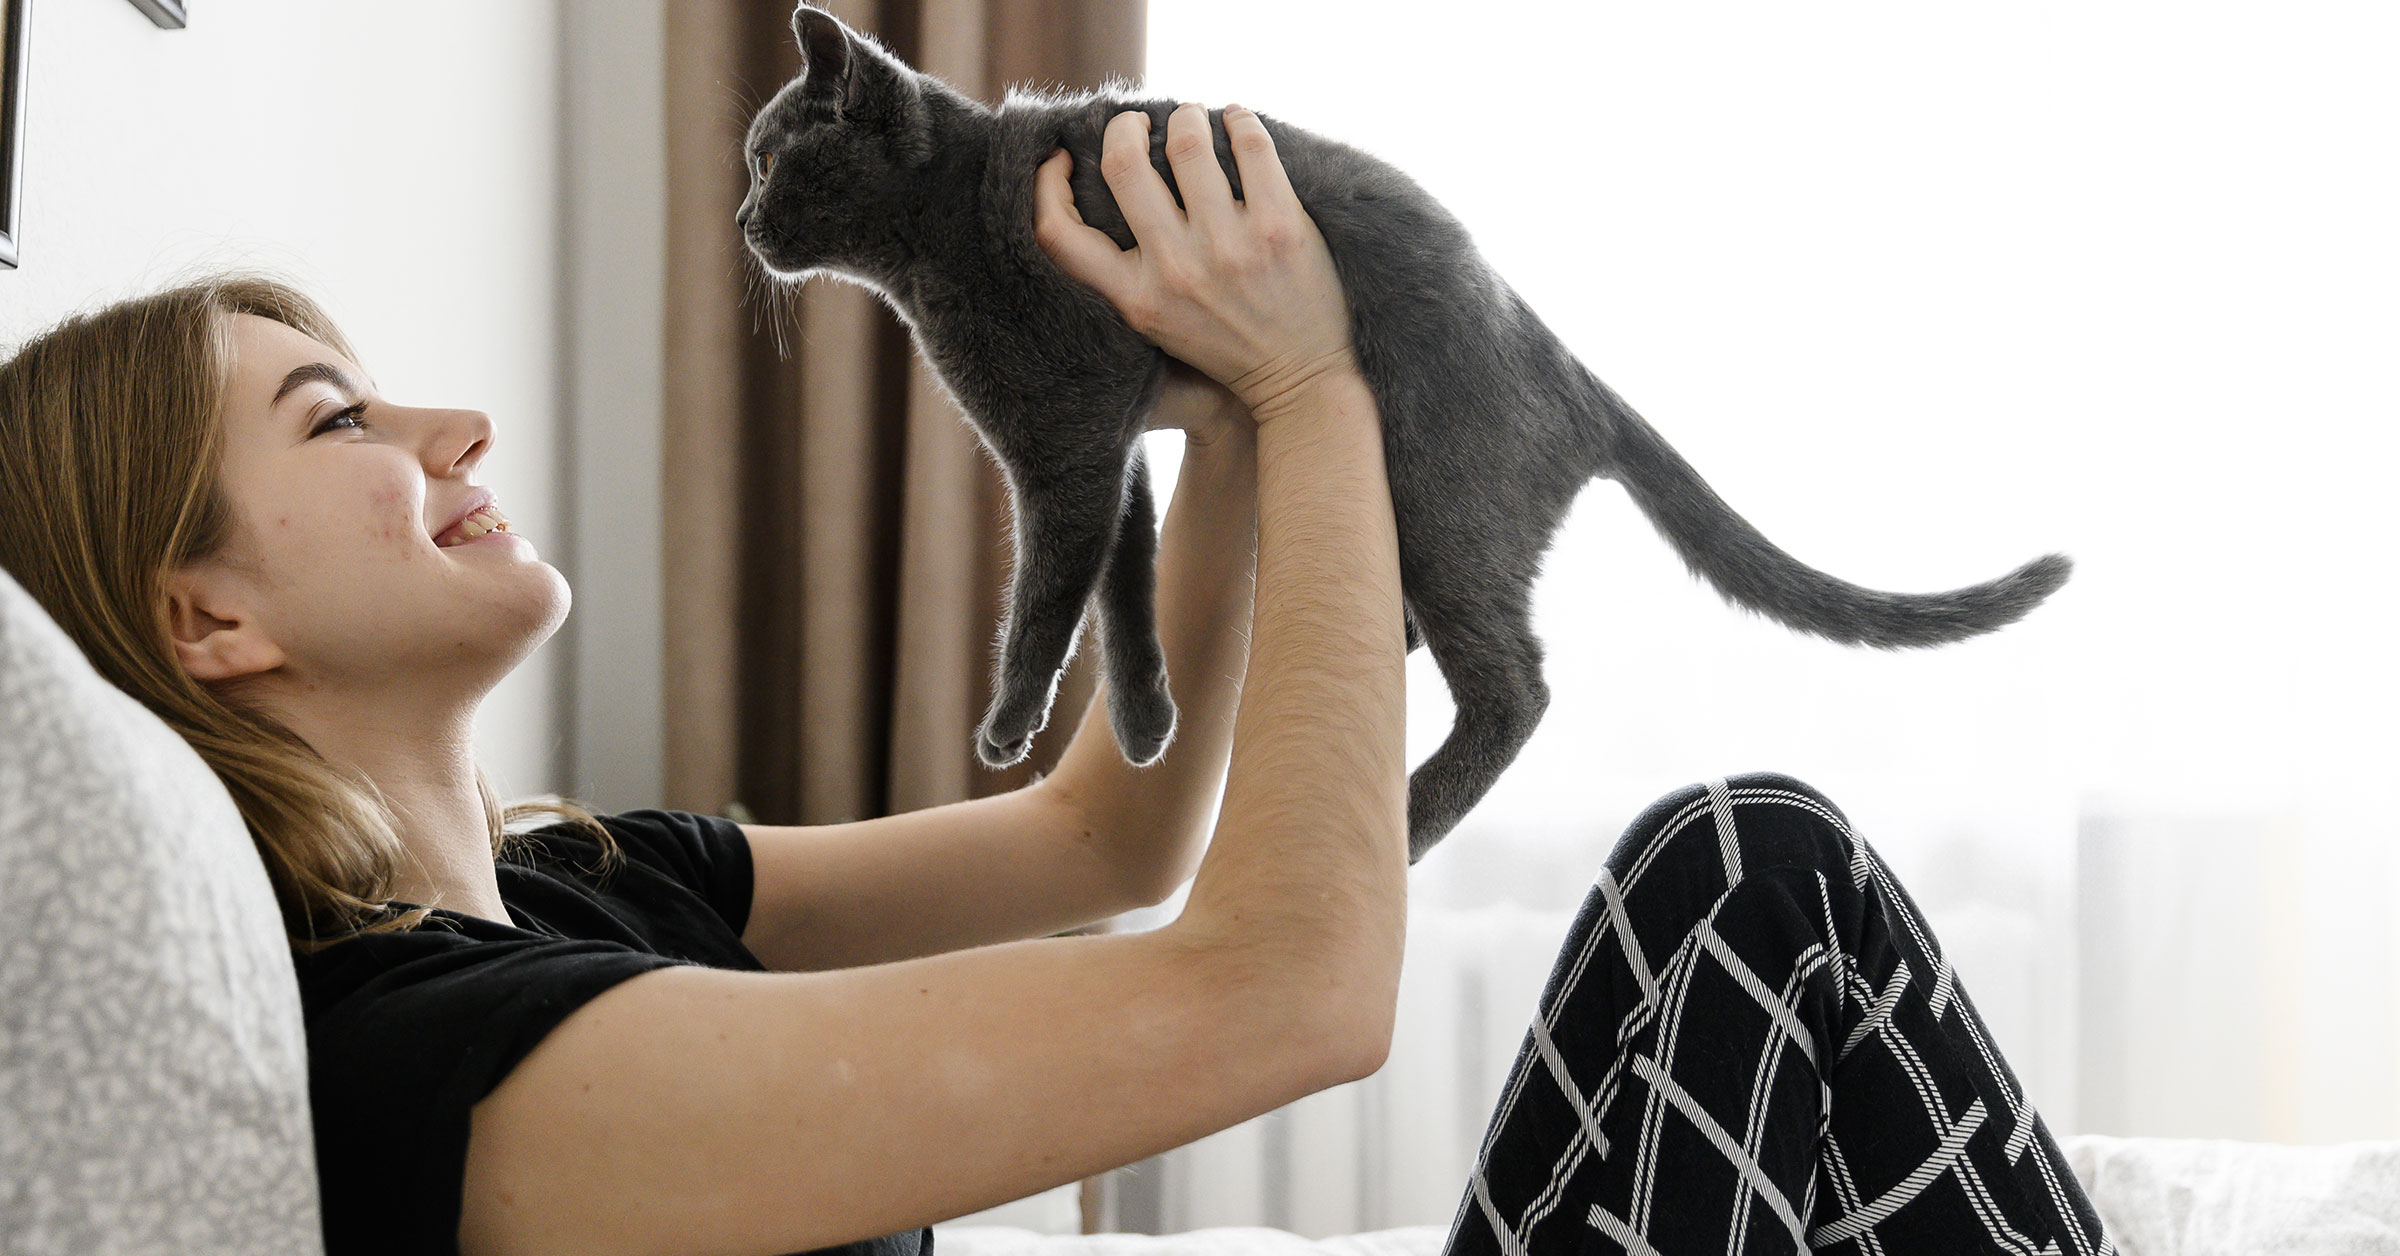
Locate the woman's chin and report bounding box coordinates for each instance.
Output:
[467,560,573,658]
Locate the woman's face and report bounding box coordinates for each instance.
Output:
[166,313,569,707]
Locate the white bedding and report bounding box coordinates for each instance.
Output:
[938,1134,2400,1256]
[2065,1134,2400,1256]
[936,1224,1448,1256]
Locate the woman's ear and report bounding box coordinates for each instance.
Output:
[163,570,286,685]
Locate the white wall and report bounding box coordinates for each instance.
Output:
[1,0,574,803]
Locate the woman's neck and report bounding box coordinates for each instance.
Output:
[276,691,508,924]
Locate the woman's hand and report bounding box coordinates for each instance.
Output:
[1150,357,1252,449]
[1034,102,1357,425]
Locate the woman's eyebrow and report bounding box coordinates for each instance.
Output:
[271,361,364,408]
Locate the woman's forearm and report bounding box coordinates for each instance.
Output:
[1041,423,1260,903]
[1171,369,1407,1051]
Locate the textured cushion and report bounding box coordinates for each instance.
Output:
[0,564,323,1254]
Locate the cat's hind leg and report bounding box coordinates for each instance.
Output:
[1405,588,1551,863]
[1094,451,1176,765]
[977,458,1129,768]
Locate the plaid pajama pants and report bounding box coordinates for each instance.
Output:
[1442,772,2113,1256]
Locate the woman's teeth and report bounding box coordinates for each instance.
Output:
[441,505,512,546]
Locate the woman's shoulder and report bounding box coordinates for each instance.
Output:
[509,807,755,933]
[512,806,747,876]
[289,807,760,1006]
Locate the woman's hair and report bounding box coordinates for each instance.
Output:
[0,270,622,953]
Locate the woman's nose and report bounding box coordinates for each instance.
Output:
[439,409,495,473]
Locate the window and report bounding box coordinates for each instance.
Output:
[1123,0,2400,1232]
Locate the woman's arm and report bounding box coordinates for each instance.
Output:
[470,390,1395,1249]
[1033,104,1406,995]
[1036,373,1258,904]
[457,102,1405,1256]
[736,378,1253,972]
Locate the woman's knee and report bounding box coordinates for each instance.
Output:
[1722,771,1861,879]
[1555,773,1863,1010]
[1601,771,1858,895]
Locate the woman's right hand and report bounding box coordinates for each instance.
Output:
[1034,102,1358,424]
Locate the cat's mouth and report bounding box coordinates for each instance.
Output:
[742,221,797,273]
[742,218,839,284]
[750,251,826,284]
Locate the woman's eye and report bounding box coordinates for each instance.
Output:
[311,402,368,437]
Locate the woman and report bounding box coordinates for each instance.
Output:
[0,105,2108,1255]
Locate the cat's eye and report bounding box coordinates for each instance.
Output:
[752,149,776,182]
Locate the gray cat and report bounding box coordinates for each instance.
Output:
[738,4,2071,863]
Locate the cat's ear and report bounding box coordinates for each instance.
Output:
[792,5,855,111]
[789,2,935,163]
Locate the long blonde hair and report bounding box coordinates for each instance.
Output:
[0,270,621,953]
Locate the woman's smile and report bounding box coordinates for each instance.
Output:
[436,503,519,549]
[444,526,526,552]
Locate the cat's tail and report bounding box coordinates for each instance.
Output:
[1590,375,2071,649]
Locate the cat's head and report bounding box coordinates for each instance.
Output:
[738,5,940,280]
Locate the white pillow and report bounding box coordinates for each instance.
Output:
[0,564,324,1255]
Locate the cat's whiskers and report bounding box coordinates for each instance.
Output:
[735,259,801,363]
[771,279,801,362]
[720,70,805,361]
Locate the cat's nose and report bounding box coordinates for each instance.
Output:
[735,202,754,230]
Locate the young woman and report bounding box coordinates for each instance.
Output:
[0,104,2109,1255]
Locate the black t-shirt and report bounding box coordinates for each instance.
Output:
[292,807,936,1256]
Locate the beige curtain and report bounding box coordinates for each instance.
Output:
[662,0,1148,824]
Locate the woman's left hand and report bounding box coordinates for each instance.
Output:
[1150,357,1253,450]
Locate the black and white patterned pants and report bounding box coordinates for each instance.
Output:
[1443,772,2113,1256]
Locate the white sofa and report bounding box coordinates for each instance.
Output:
[6,563,2399,1255]
[1,562,319,1253]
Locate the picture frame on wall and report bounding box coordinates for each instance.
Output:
[127,0,184,30]
[1,0,27,271]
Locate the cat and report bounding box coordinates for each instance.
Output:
[737,4,2072,863]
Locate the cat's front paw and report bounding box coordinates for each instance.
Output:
[976,724,1033,769]
[975,705,1048,769]
[976,670,1065,769]
[1109,681,1178,768]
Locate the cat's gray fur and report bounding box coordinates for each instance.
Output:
[738,5,2072,863]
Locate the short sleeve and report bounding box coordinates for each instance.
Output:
[598,808,756,936]
[302,936,692,1254]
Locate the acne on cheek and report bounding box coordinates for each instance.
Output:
[367,487,412,547]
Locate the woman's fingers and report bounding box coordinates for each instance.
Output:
[1032,148,1136,301]
[1099,109,1187,251]
[1039,98,1348,400]
[1164,102,1235,221]
[1221,105,1297,215]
